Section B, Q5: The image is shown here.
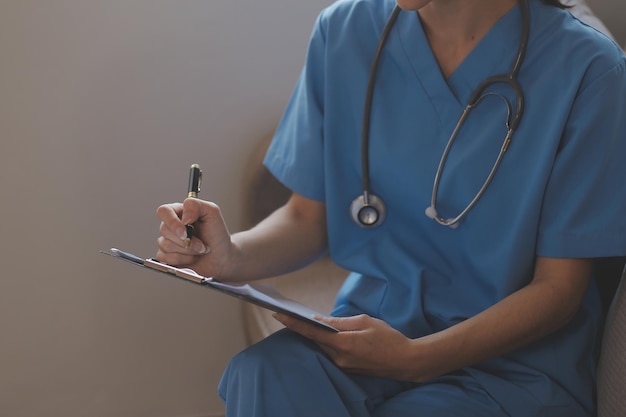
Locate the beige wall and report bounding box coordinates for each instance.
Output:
[0,1,332,416]
[588,0,626,44]
[0,1,623,417]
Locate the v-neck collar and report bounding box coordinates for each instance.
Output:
[392,3,524,121]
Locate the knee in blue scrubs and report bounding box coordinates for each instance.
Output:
[219,330,513,417]
[219,329,375,417]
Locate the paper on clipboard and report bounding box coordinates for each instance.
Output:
[102,248,338,332]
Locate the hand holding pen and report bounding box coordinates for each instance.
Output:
[184,164,202,248]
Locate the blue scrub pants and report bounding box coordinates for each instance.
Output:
[218,329,510,417]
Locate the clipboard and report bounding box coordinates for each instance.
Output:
[101,248,338,333]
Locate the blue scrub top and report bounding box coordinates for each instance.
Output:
[264,0,626,414]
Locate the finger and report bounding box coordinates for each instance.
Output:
[155,245,197,267]
[185,199,232,249]
[180,198,220,226]
[159,221,187,248]
[156,202,184,222]
[274,313,338,344]
[274,315,366,372]
[156,218,207,253]
[156,203,187,241]
[315,314,372,332]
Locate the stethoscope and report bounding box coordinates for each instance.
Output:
[350,0,529,229]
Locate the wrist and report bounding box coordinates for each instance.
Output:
[211,238,242,281]
[406,334,451,383]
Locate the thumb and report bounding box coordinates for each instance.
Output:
[181,198,232,254]
[181,198,222,226]
[316,314,372,332]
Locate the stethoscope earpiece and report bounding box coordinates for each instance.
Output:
[425,206,460,229]
[350,193,386,228]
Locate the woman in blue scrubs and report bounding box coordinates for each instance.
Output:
[155,0,626,415]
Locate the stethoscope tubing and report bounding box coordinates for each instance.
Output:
[360,6,402,195]
[354,0,530,229]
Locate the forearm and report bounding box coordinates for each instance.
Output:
[275,257,593,383]
[220,194,328,281]
[410,257,592,382]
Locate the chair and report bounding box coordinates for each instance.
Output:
[240,133,348,345]
[597,261,626,417]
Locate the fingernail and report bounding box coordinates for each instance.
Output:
[178,227,188,241]
[193,241,209,254]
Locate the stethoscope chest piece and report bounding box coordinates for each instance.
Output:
[350,192,386,228]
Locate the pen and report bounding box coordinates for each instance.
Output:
[184,164,202,248]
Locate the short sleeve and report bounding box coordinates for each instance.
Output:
[563,0,615,41]
[537,57,626,258]
[263,13,328,202]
